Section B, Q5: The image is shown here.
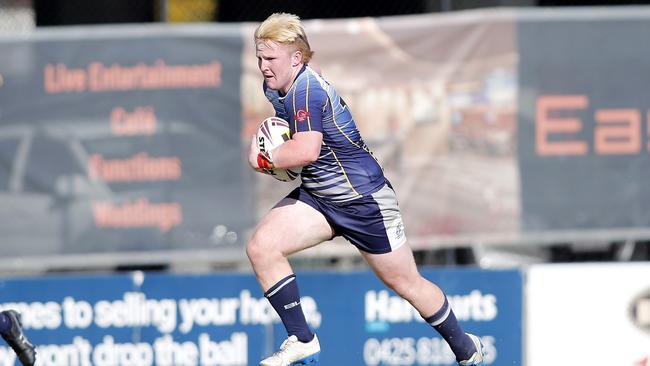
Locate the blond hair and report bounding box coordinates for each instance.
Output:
[254,13,314,63]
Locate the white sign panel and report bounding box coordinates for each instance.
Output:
[527,263,650,366]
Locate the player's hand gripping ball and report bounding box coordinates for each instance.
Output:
[256,117,301,182]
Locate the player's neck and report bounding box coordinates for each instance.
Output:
[280,63,305,96]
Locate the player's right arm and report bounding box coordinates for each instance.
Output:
[248,134,272,174]
[249,81,283,174]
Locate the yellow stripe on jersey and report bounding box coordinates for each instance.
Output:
[306,76,312,131]
[326,144,360,197]
[292,86,297,132]
[328,96,363,149]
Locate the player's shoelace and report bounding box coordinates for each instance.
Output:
[275,336,299,357]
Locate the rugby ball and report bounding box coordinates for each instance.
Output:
[256,117,301,182]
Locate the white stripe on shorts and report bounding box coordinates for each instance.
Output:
[371,184,407,252]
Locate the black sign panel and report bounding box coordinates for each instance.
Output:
[518,18,650,231]
[0,28,253,257]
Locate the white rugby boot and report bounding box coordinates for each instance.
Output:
[459,333,485,366]
[260,334,320,366]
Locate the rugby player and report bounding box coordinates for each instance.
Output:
[248,13,485,366]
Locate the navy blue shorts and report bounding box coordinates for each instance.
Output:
[286,183,407,254]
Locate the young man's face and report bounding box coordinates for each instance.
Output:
[256,40,301,94]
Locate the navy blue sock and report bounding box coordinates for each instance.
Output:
[0,312,12,335]
[265,274,314,343]
[424,297,476,362]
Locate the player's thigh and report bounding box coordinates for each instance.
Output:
[250,197,334,256]
[360,243,420,288]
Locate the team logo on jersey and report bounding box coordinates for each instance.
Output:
[295,109,310,122]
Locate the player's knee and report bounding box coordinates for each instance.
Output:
[385,273,422,300]
[246,244,264,264]
[245,235,265,263]
[246,231,278,263]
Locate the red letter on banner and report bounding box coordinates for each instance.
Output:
[536,95,589,156]
[595,109,641,155]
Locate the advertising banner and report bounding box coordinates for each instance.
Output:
[0,26,254,258]
[517,11,650,233]
[3,8,650,263]
[0,268,522,365]
[527,263,650,366]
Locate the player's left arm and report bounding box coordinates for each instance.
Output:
[270,131,322,169]
[268,81,326,170]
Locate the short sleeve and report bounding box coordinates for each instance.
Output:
[285,76,327,134]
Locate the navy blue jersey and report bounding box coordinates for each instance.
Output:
[264,65,385,202]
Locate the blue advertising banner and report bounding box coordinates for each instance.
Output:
[0,269,521,365]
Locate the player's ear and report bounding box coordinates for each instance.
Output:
[292,50,303,67]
